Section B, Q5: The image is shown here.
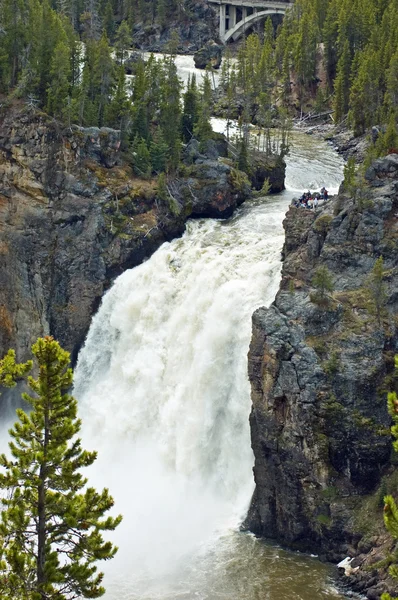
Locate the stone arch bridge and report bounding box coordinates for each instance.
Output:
[208,0,292,43]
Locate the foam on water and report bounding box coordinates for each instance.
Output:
[73,132,344,598]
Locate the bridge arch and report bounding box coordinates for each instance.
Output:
[224,6,288,42]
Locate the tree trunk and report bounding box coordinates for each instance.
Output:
[37,394,49,596]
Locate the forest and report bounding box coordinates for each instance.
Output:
[0,0,397,176]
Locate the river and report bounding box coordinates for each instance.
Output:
[72,124,346,599]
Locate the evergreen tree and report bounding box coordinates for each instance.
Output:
[160,56,181,171]
[106,66,131,146]
[132,136,151,177]
[194,73,213,147]
[94,32,115,126]
[30,1,67,107]
[0,0,30,88]
[201,69,213,111]
[47,40,71,117]
[181,75,198,143]
[333,39,351,122]
[149,130,169,173]
[114,19,131,65]
[155,0,166,29]
[311,265,334,304]
[0,350,31,389]
[103,1,115,41]
[381,355,398,600]
[237,138,249,174]
[385,50,398,113]
[366,256,387,325]
[0,336,122,599]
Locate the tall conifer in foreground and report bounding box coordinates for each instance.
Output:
[382,356,398,600]
[0,336,122,599]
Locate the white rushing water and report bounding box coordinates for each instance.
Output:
[74,195,288,595]
[73,131,344,599]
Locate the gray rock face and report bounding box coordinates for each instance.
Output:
[132,0,219,52]
[245,166,398,578]
[249,151,286,193]
[193,41,223,69]
[0,107,250,365]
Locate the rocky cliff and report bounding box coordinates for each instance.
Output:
[132,0,219,52]
[245,154,398,597]
[0,105,251,365]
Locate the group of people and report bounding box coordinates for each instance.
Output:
[292,187,329,209]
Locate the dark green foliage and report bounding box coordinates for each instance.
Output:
[311,265,334,304]
[103,1,116,40]
[47,40,71,117]
[333,40,351,122]
[343,156,357,193]
[220,0,398,134]
[194,71,213,146]
[150,131,169,173]
[366,256,387,325]
[105,66,131,146]
[0,0,219,178]
[159,56,181,171]
[0,337,122,599]
[114,20,131,65]
[237,138,249,174]
[381,357,398,600]
[181,75,198,143]
[132,136,151,177]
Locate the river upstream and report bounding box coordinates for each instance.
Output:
[73,93,346,599]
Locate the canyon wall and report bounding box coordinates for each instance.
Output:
[0,105,251,363]
[246,155,398,597]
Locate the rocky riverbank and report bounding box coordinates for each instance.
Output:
[245,153,398,599]
[0,105,256,365]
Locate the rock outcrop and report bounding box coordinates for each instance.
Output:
[131,0,219,52]
[245,155,398,597]
[249,151,286,193]
[0,106,250,365]
[193,41,223,69]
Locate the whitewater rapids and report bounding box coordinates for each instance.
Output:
[72,131,345,600]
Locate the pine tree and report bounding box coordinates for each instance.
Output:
[381,355,398,600]
[105,66,131,146]
[348,47,383,135]
[0,0,30,88]
[103,1,115,41]
[0,350,32,389]
[47,40,71,117]
[94,32,115,126]
[0,336,122,599]
[237,138,249,174]
[155,0,166,29]
[333,40,351,122]
[132,136,152,177]
[160,56,181,171]
[181,75,198,143]
[149,130,169,173]
[385,50,398,113]
[114,20,131,65]
[311,265,334,304]
[366,256,387,325]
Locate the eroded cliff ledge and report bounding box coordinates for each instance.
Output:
[246,154,398,596]
[0,105,251,364]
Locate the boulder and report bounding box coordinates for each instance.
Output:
[193,41,222,69]
[249,151,286,193]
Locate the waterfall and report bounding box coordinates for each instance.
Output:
[73,194,288,595]
[72,132,344,599]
